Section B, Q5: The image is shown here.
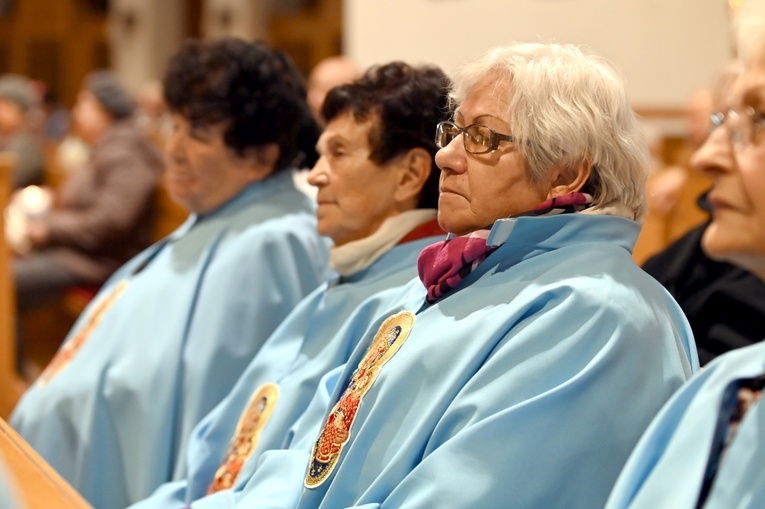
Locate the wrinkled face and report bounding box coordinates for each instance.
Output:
[164,114,261,214]
[308,111,403,246]
[434,75,550,236]
[693,54,765,278]
[72,90,112,143]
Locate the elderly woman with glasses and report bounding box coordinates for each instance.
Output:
[214,42,698,509]
[606,3,765,508]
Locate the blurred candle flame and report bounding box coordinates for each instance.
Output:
[21,185,51,216]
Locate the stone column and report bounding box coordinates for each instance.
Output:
[108,0,186,93]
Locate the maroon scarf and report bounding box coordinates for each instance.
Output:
[417,193,592,303]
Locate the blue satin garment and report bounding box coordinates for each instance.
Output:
[606,340,765,509]
[0,460,22,509]
[228,213,699,509]
[129,227,445,509]
[10,169,329,509]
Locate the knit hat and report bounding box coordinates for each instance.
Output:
[85,70,136,120]
[0,74,38,111]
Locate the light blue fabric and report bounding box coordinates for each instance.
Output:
[606,340,765,509]
[129,230,444,509]
[0,461,22,509]
[9,170,329,509]
[230,213,699,509]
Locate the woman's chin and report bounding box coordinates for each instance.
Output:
[701,225,731,261]
[701,224,763,269]
[165,186,198,212]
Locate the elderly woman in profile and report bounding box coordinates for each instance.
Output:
[224,42,698,509]
[10,39,328,509]
[606,2,765,508]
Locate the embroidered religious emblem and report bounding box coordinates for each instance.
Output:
[207,383,280,494]
[304,311,415,488]
[37,280,129,388]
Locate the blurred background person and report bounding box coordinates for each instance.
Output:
[11,70,163,364]
[295,55,361,199]
[40,86,70,143]
[647,88,712,216]
[633,86,717,264]
[9,37,329,509]
[306,55,360,126]
[0,73,45,190]
[135,79,171,149]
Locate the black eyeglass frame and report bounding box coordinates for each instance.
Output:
[435,120,515,154]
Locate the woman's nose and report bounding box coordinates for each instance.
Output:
[307,156,329,187]
[691,124,735,179]
[435,134,466,174]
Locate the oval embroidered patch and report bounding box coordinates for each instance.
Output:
[207,382,280,494]
[305,311,415,488]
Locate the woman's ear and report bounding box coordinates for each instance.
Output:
[242,143,281,180]
[548,154,593,198]
[393,147,432,206]
[251,143,280,168]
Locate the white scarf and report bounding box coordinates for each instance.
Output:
[330,209,438,276]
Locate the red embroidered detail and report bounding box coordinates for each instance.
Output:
[305,311,415,488]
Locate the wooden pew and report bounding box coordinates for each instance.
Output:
[0,417,92,509]
[0,153,28,420]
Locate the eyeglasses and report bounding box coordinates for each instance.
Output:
[709,107,765,151]
[435,121,515,154]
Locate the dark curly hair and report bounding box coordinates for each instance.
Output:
[163,37,320,170]
[321,62,450,209]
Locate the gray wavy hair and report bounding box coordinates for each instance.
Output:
[449,43,649,220]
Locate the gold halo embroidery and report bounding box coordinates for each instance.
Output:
[305,311,415,488]
[37,280,129,388]
[207,382,280,493]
